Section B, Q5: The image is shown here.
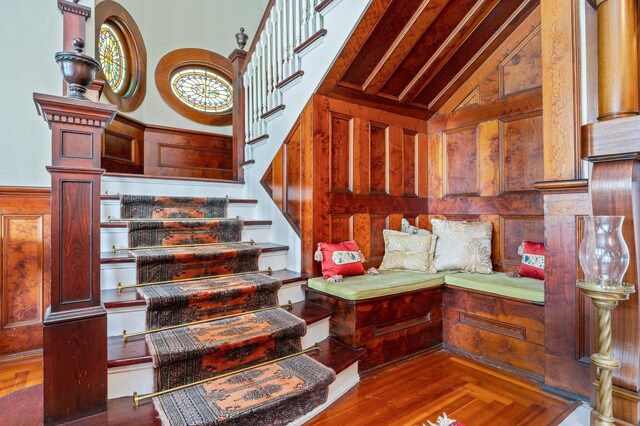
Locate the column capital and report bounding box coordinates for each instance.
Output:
[57,0,91,19]
[34,93,117,129]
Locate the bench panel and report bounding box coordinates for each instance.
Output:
[443,287,544,377]
[306,286,443,372]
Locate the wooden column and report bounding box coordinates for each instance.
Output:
[596,0,639,120]
[582,2,640,423]
[34,93,116,424]
[229,48,247,182]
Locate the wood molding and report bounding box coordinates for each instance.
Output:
[155,48,233,126]
[95,0,147,112]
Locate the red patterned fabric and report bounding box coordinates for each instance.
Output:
[318,240,365,279]
[518,240,545,280]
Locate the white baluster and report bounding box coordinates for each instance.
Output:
[295,0,303,48]
[287,0,296,77]
[314,0,323,34]
[306,0,314,38]
[251,63,258,138]
[244,72,251,142]
[275,1,283,87]
[265,22,273,112]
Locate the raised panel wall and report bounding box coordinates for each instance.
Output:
[0,188,51,359]
[427,11,544,272]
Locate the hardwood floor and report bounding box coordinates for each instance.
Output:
[0,350,577,425]
[307,350,578,426]
[0,353,42,398]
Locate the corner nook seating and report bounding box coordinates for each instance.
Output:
[305,270,545,376]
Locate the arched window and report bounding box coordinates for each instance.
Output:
[156,48,234,126]
[95,1,146,112]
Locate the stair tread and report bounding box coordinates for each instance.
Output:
[101,195,258,204]
[105,336,362,423]
[101,242,289,264]
[108,301,331,367]
[101,219,272,228]
[103,269,310,308]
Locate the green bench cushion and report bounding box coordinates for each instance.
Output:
[444,272,544,303]
[307,270,449,300]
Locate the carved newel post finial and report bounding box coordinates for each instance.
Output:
[55,36,100,100]
[236,27,248,50]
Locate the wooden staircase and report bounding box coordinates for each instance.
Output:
[97,184,364,423]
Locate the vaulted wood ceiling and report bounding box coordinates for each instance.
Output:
[318,0,540,120]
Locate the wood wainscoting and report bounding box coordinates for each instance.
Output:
[426,6,544,273]
[0,187,50,360]
[262,95,429,276]
[102,113,235,181]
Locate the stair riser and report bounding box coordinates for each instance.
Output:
[102,176,246,200]
[100,251,289,290]
[100,225,272,252]
[106,281,307,337]
[288,362,360,426]
[107,318,331,399]
[101,199,257,222]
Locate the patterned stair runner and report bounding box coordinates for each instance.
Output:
[139,273,282,329]
[147,308,306,390]
[121,195,335,425]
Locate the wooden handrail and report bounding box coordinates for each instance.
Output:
[241,0,277,74]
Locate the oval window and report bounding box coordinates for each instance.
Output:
[170,68,233,113]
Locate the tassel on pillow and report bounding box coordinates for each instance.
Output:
[366,267,379,275]
[314,244,323,262]
[326,275,343,283]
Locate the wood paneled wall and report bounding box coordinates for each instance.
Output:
[0,188,50,359]
[103,114,234,180]
[263,96,429,276]
[427,7,544,272]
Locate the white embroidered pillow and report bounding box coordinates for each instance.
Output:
[431,219,493,274]
[380,229,437,273]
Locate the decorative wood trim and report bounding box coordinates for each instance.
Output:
[247,134,269,146]
[533,179,589,194]
[58,0,91,17]
[155,48,233,126]
[315,0,337,13]
[294,29,328,55]
[458,312,527,341]
[498,25,543,99]
[95,1,147,112]
[260,104,286,120]
[276,70,305,90]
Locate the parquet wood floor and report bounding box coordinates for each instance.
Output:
[307,350,578,426]
[0,350,578,425]
[0,354,42,398]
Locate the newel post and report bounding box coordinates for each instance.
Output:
[229,28,249,181]
[35,5,117,420]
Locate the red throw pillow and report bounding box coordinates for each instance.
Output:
[518,240,545,280]
[316,241,365,280]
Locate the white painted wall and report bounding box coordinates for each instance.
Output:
[0,0,267,187]
[112,0,270,133]
[0,1,65,187]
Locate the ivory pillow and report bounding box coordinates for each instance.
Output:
[401,218,432,236]
[380,229,438,273]
[431,219,493,274]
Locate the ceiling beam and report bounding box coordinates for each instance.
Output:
[398,0,502,104]
[426,0,539,112]
[362,0,449,95]
[316,0,394,96]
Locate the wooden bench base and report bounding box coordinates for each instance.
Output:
[305,286,442,372]
[443,286,545,378]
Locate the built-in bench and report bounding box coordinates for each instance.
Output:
[305,270,544,376]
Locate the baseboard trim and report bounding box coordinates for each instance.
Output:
[541,383,590,403]
[0,349,43,365]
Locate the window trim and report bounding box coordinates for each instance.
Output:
[95,0,147,112]
[155,48,234,126]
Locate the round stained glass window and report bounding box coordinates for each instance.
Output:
[170,68,233,113]
[98,23,127,94]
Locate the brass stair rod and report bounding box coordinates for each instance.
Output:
[108,216,240,222]
[112,239,256,253]
[117,267,273,293]
[133,343,321,407]
[123,301,294,342]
